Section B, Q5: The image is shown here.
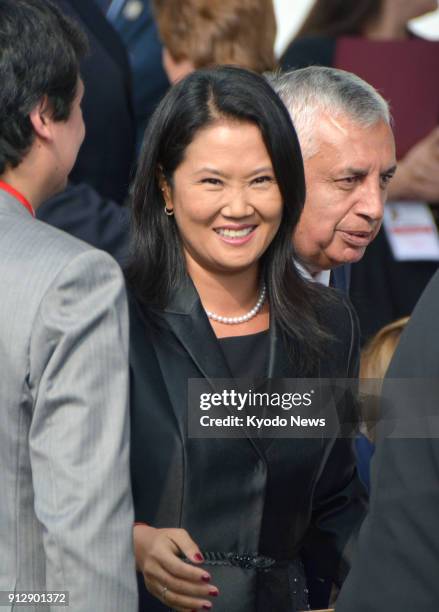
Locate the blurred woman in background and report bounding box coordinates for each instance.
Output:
[357,316,409,488]
[152,0,276,82]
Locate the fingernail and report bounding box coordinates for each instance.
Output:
[202,606,212,610]
[194,553,204,562]
[209,588,219,597]
[201,574,211,582]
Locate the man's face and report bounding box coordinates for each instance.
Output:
[293,112,396,273]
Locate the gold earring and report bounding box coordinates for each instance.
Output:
[164,205,174,217]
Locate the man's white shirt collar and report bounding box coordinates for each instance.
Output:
[294,260,331,287]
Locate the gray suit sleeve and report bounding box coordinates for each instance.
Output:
[27,249,138,611]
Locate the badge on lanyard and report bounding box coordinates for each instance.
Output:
[123,0,144,20]
[383,201,439,261]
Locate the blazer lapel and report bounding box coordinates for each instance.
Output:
[159,277,267,460]
[162,277,233,382]
[163,278,296,381]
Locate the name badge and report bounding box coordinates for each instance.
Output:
[383,201,439,261]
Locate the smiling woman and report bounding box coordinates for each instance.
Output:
[126,66,367,612]
[160,120,283,319]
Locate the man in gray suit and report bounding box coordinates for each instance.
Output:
[0,1,137,609]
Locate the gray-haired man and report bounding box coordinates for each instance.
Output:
[268,66,397,291]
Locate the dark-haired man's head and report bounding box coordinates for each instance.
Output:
[0,0,88,207]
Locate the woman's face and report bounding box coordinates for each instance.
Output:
[162,120,283,277]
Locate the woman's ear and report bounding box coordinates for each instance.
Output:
[158,171,173,212]
[29,96,53,142]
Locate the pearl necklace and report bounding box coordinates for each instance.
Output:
[205,284,266,325]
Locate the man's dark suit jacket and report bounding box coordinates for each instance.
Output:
[336,270,439,612]
[54,0,136,204]
[101,0,170,150]
[37,184,129,265]
[331,265,351,294]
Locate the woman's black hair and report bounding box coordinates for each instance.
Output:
[127,65,333,371]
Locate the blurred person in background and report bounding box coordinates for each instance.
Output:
[95,0,169,151]
[357,316,409,489]
[152,0,277,82]
[360,316,410,382]
[128,65,366,612]
[267,66,396,294]
[52,0,136,203]
[281,0,439,344]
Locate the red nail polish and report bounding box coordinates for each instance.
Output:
[202,606,212,610]
[209,588,219,597]
[201,574,211,582]
[194,552,204,562]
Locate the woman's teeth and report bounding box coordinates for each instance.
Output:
[216,227,254,238]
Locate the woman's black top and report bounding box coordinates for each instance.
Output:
[218,330,269,379]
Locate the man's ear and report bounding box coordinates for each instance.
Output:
[29,97,53,142]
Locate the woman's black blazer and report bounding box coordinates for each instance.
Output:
[129,279,367,611]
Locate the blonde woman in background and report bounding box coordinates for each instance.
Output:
[361,316,410,382]
[152,0,277,82]
[356,316,409,489]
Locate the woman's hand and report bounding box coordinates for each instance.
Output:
[388,127,439,203]
[134,524,219,611]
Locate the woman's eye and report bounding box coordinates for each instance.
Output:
[252,175,274,185]
[201,177,223,186]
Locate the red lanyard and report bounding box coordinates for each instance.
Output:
[0,180,35,217]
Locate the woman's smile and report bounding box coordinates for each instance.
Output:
[214,224,258,245]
